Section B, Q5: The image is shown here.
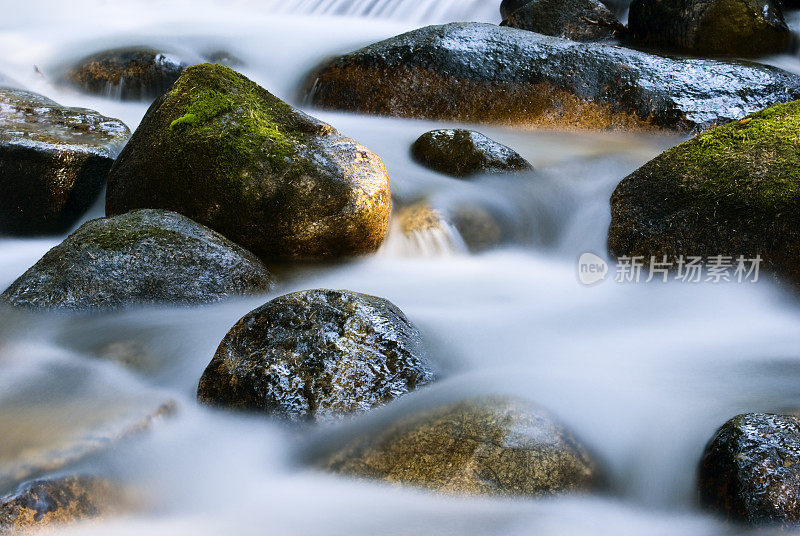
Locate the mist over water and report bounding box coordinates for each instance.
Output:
[1,0,799,534]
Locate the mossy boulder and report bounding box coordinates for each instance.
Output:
[0,209,273,310]
[62,47,186,101]
[0,88,129,236]
[505,0,624,42]
[608,100,800,285]
[628,0,790,57]
[197,289,435,422]
[411,130,532,178]
[319,396,600,496]
[698,413,800,524]
[106,63,391,260]
[0,476,125,531]
[305,23,800,132]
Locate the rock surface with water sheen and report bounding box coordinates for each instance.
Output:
[411,129,532,178]
[505,0,624,42]
[63,47,187,101]
[107,63,391,260]
[0,88,130,236]
[628,0,790,57]
[305,23,800,132]
[197,289,435,422]
[608,100,800,286]
[0,209,273,310]
[0,475,125,531]
[319,396,600,496]
[698,413,800,524]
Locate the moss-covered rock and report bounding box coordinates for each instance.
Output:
[608,100,800,285]
[1,209,272,310]
[0,476,125,531]
[197,289,435,422]
[628,0,790,57]
[698,413,800,524]
[319,396,600,496]
[411,130,532,178]
[305,23,800,132]
[0,88,129,236]
[106,63,391,260]
[62,47,186,101]
[505,0,624,42]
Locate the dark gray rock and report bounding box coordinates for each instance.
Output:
[411,129,532,177]
[197,289,435,422]
[0,88,129,236]
[305,23,800,132]
[698,413,800,524]
[319,396,600,496]
[0,209,273,310]
[62,47,186,101]
[628,0,790,57]
[500,0,533,19]
[505,0,624,42]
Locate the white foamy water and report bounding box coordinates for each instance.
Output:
[0,1,798,535]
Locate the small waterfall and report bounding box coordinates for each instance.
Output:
[378,219,468,258]
[254,0,501,23]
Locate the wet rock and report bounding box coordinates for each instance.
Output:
[319,396,600,496]
[62,47,186,101]
[698,413,800,524]
[505,0,624,42]
[500,0,533,18]
[0,475,124,531]
[628,0,790,57]
[608,100,800,286]
[395,200,510,252]
[197,289,435,422]
[411,130,532,178]
[305,23,800,132]
[0,209,273,310]
[107,63,391,260]
[0,88,129,236]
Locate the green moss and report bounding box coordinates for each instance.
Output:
[88,226,182,251]
[663,100,800,215]
[164,64,305,182]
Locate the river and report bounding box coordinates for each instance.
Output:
[2,1,800,534]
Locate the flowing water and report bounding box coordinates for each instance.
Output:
[2,1,800,534]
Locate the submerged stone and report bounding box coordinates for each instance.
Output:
[0,209,273,310]
[0,476,125,531]
[698,413,800,524]
[505,0,624,42]
[0,88,129,236]
[319,396,600,496]
[106,63,391,260]
[305,23,800,132]
[608,100,800,286]
[197,289,435,422]
[411,129,532,177]
[62,47,186,101]
[628,0,790,57]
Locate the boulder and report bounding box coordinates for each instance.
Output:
[411,129,532,177]
[305,23,800,132]
[0,88,129,236]
[0,209,273,310]
[608,100,800,286]
[505,0,624,42]
[0,476,124,531]
[62,47,186,101]
[319,396,600,496]
[500,0,533,18]
[197,289,435,422]
[628,0,790,57]
[107,63,391,260]
[698,413,800,524]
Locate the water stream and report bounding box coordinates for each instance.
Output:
[2,0,800,534]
